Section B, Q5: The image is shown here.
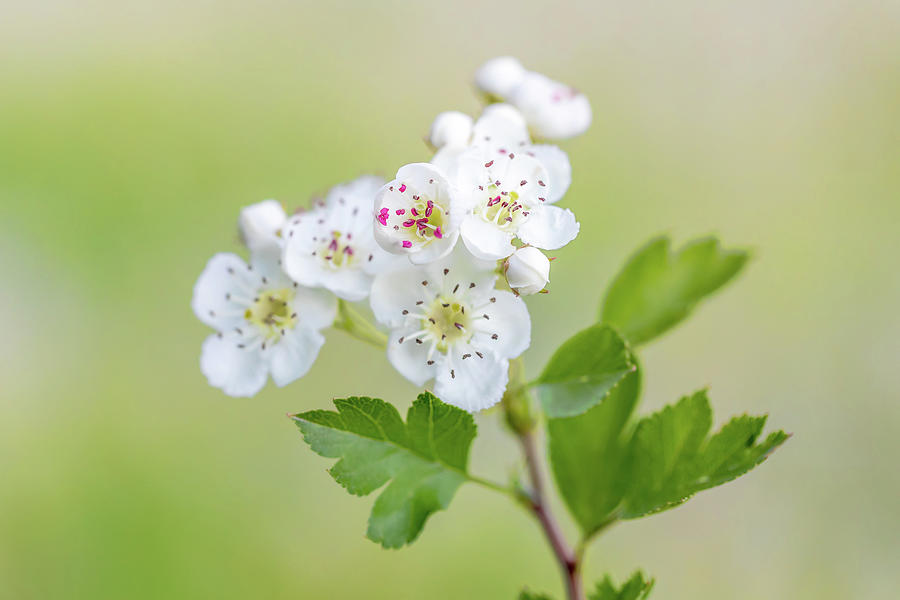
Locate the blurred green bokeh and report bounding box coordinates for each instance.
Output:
[1,1,897,598]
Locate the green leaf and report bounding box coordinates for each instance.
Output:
[601,236,749,345]
[548,365,641,534]
[622,390,789,518]
[535,324,636,418]
[589,571,654,600]
[291,392,476,548]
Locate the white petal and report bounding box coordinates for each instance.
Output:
[474,56,527,99]
[528,145,571,204]
[386,328,438,387]
[361,246,406,276]
[429,111,473,149]
[281,242,324,289]
[370,267,433,328]
[239,200,286,255]
[460,215,516,260]
[192,253,255,330]
[430,146,466,180]
[505,246,550,295]
[290,285,337,331]
[472,104,530,149]
[316,268,374,302]
[268,327,326,387]
[517,206,580,250]
[471,290,531,359]
[437,244,499,300]
[199,333,268,397]
[510,72,592,140]
[407,228,459,265]
[433,346,509,413]
[325,175,385,209]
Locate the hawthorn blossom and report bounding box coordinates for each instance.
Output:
[474,56,592,140]
[373,163,462,264]
[282,176,397,301]
[431,104,572,204]
[192,252,336,397]
[369,248,530,412]
[505,246,550,295]
[453,148,579,261]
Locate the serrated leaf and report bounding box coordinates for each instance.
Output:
[535,324,636,418]
[292,392,476,548]
[589,571,654,600]
[601,236,749,345]
[622,390,788,518]
[548,365,641,534]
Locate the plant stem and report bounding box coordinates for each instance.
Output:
[518,428,584,600]
[502,359,584,599]
[333,300,388,348]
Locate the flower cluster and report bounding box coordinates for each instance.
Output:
[192,57,590,410]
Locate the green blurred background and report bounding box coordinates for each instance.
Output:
[1,1,897,598]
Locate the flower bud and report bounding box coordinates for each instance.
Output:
[239,199,286,255]
[474,56,527,99]
[428,111,473,149]
[509,72,592,140]
[505,246,550,295]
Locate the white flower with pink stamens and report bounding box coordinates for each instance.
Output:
[474,57,592,141]
[453,149,580,261]
[373,163,462,265]
[369,247,531,412]
[192,251,337,397]
[431,104,573,206]
[282,175,398,301]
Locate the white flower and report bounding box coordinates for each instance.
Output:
[282,176,398,301]
[373,163,463,265]
[505,246,550,295]
[510,71,592,140]
[474,57,592,140]
[369,248,531,412]
[454,148,580,261]
[428,111,473,150]
[474,56,527,100]
[431,104,572,204]
[239,199,287,256]
[192,252,336,397]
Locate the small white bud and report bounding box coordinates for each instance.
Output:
[428,111,473,149]
[239,199,286,254]
[474,56,527,99]
[505,246,550,295]
[509,72,592,140]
